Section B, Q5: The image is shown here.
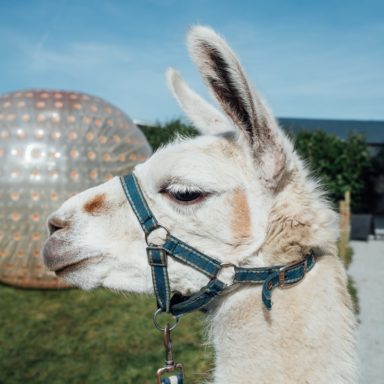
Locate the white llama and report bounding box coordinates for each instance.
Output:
[43,26,357,383]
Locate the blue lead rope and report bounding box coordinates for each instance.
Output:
[120,174,316,315]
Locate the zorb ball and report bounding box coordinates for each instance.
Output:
[0,90,152,288]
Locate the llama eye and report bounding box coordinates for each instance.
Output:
[162,188,209,205]
[159,182,210,205]
[170,190,203,203]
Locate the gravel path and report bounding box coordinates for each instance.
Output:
[349,240,384,384]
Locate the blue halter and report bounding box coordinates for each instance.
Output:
[120,173,316,316]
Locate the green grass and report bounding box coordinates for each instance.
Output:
[341,246,360,317]
[347,276,360,316]
[343,246,354,269]
[0,284,213,384]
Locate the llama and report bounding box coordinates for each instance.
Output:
[43,26,357,383]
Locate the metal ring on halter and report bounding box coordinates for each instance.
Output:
[145,225,170,246]
[215,263,237,287]
[153,308,180,331]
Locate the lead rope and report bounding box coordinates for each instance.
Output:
[154,310,185,384]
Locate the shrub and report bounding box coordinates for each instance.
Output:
[293,130,373,213]
[139,119,198,151]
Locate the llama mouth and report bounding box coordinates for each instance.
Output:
[43,235,104,274]
[55,256,104,276]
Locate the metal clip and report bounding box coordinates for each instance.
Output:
[156,324,185,384]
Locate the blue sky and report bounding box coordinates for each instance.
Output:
[0,0,383,122]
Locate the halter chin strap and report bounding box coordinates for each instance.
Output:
[120,173,316,316]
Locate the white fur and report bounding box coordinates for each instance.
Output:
[166,68,232,134]
[43,26,357,383]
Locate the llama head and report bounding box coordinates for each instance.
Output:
[42,26,296,295]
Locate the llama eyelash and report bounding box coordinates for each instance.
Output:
[162,183,204,194]
[158,183,212,213]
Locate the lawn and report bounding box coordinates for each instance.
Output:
[0,284,212,384]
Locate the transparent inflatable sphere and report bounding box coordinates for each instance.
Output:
[0,90,152,288]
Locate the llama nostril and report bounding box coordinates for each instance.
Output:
[48,216,69,235]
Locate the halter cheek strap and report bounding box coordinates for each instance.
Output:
[120,173,316,316]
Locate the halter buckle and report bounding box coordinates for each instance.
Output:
[278,258,308,287]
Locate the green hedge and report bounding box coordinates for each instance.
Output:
[293,130,374,213]
[139,119,198,151]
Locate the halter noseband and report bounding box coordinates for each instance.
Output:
[120,173,316,317]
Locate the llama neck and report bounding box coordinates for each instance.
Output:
[207,255,357,384]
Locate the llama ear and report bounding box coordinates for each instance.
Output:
[187,26,287,187]
[166,67,233,135]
